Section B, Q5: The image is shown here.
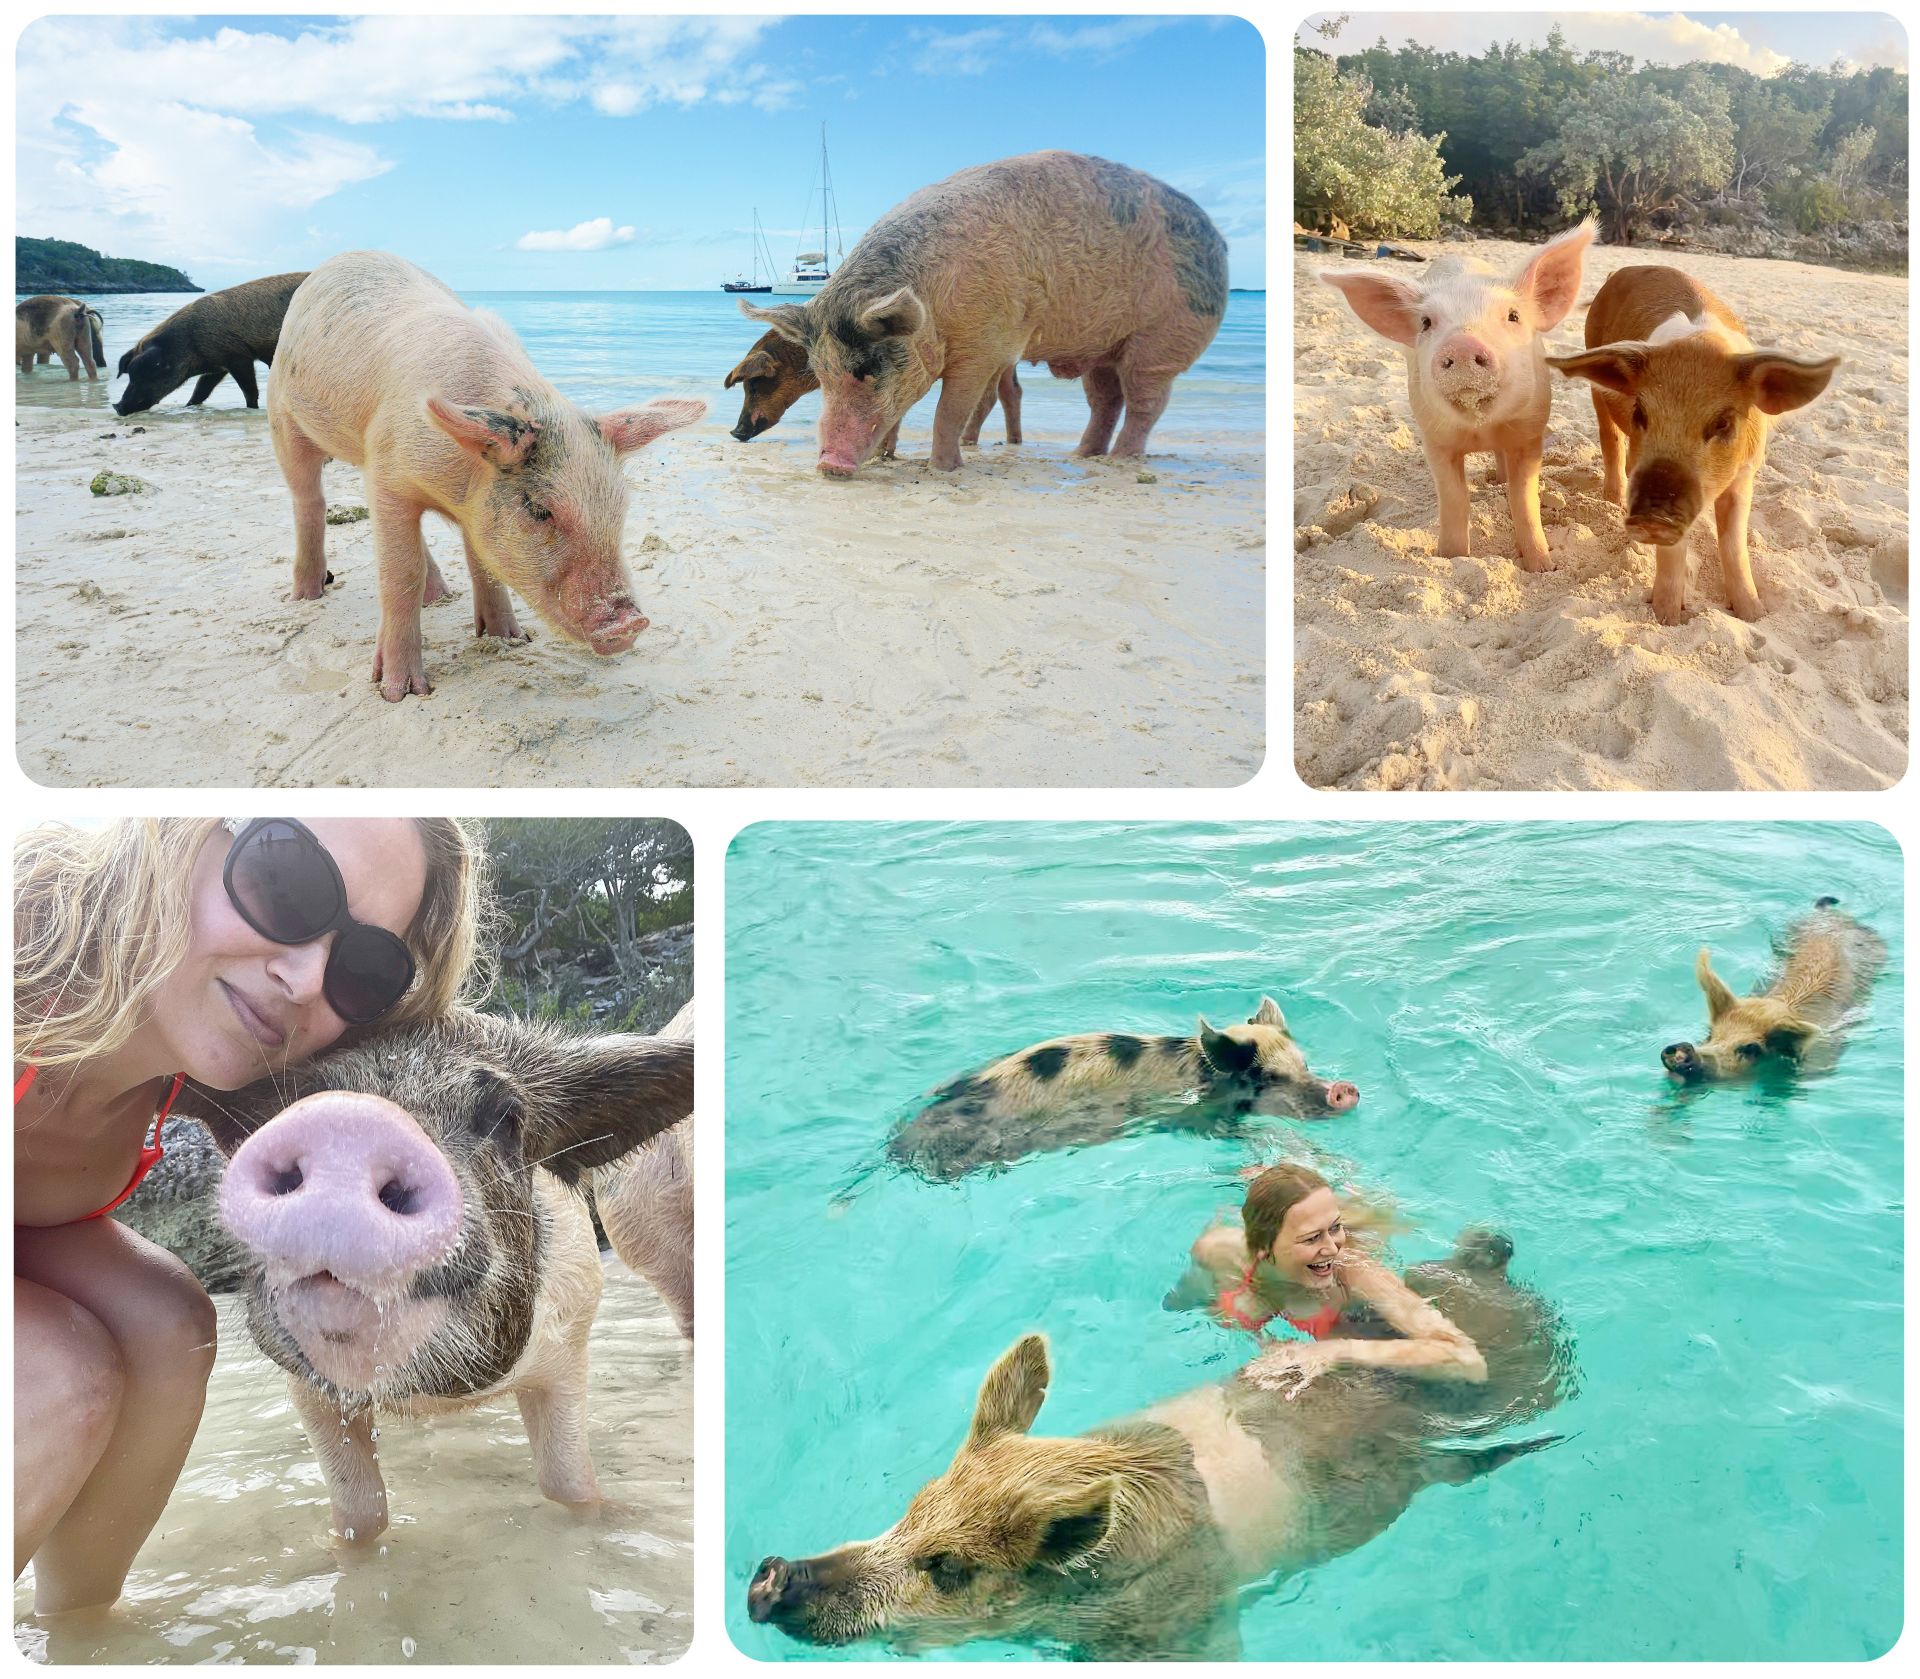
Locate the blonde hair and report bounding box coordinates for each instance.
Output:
[1241,1161,1401,1263]
[14,817,496,1073]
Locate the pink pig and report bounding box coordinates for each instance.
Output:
[1320,220,1595,570]
[269,250,703,701]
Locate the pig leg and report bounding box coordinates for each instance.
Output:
[1076,365,1125,456]
[1424,442,1473,558]
[273,415,333,600]
[462,530,528,641]
[929,364,1001,470]
[229,360,261,409]
[289,1381,389,1542]
[1593,393,1627,506]
[518,1349,601,1508]
[76,334,98,382]
[368,483,435,701]
[1714,467,1763,621]
[1112,368,1175,458]
[57,344,80,381]
[878,421,901,462]
[1501,441,1553,571]
[961,386,996,447]
[1649,540,1691,626]
[187,371,226,405]
[998,366,1023,444]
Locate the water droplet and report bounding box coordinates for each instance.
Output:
[401,1637,417,1658]
[343,1526,356,1541]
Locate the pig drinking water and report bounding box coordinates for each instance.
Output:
[1320,220,1595,570]
[1547,265,1839,623]
[1662,897,1884,1083]
[114,271,307,414]
[270,250,703,700]
[16,295,100,381]
[747,1229,1569,1659]
[887,997,1360,1182]
[188,1008,693,1540]
[725,328,1021,451]
[741,150,1226,475]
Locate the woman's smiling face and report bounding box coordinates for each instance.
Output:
[1270,1185,1348,1291]
[148,819,427,1088]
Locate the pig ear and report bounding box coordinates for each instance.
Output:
[596,397,706,455]
[855,286,927,341]
[1197,1018,1259,1076]
[1031,1479,1118,1572]
[1765,1017,1820,1056]
[503,1028,694,1185]
[115,349,132,376]
[739,299,811,345]
[1512,218,1595,330]
[426,397,539,471]
[1695,949,1739,1020]
[725,350,779,390]
[1734,352,1840,415]
[1545,343,1648,395]
[1248,996,1288,1030]
[966,1333,1051,1449]
[1319,270,1423,346]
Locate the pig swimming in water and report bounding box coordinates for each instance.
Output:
[888,997,1360,1182]
[187,1009,693,1540]
[270,251,703,700]
[741,150,1226,475]
[1320,220,1595,570]
[748,1230,1569,1659]
[1662,898,1884,1083]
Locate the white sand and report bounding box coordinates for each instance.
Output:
[15,403,1262,787]
[1294,239,1908,790]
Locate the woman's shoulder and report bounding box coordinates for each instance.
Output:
[1192,1221,1249,1274]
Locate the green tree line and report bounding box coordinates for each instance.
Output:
[16,236,200,295]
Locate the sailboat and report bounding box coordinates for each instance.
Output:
[721,209,777,294]
[773,124,843,296]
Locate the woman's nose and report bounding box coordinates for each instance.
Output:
[266,937,332,1004]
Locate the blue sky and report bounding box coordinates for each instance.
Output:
[16,14,1266,291]
[1299,11,1908,75]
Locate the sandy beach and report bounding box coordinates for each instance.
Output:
[15,399,1262,788]
[1294,238,1908,791]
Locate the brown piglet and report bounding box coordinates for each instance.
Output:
[1547,266,1839,624]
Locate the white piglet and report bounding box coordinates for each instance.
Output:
[1320,220,1595,570]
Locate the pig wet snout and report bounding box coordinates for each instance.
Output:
[1661,1042,1702,1080]
[219,1093,463,1293]
[1322,1080,1361,1112]
[748,1556,822,1629]
[582,596,649,655]
[1625,459,1701,544]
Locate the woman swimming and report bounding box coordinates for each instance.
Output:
[1171,1162,1488,1397]
[13,817,490,1613]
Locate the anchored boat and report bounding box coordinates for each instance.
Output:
[772,125,843,296]
[721,208,777,293]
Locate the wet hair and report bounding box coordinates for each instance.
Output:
[14,818,497,1072]
[1242,1163,1333,1261]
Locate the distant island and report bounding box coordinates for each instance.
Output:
[16,237,201,295]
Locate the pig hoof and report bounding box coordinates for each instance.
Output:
[1727,596,1765,623]
[1518,552,1557,574]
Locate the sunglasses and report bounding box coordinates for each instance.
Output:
[222,819,418,1026]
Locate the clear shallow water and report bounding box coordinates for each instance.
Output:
[16,1268,691,1665]
[725,822,1903,1661]
[14,289,1264,458]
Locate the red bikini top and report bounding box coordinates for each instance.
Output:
[13,1064,186,1222]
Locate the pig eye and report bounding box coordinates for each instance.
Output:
[522,495,553,524]
[1631,402,1648,431]
[1736,1043,1763,1062]
[1418,315,1432,333]
[921,1553,976,1592]
[1507,309,1521,323]
[1705,411,1736,442]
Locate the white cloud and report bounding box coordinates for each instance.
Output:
[909,27,1006,77]
[1303,11,1795,76]
[515,217,636,253]
[1026,19,1172,59]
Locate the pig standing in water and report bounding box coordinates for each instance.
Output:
[114,271,307,414]
[188,1010,693,1540]
[270,251,703,700]
[1662,897,1884,1083]
[1321,220,1595,570]
[888,997,1360,1182]
[1547,265,1839,623]
[15,295,100,381]
[741,151,1226,475]
[748,1230,1569,1659]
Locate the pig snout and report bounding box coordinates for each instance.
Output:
[219,1093,463,1293]
[582,596,649,655]
[1625,460,1701,545]
[1662,1042,1703,1080]
[1431,334,1501,407]
[1323,1080,1360,1112]
[748,1556,823,1629]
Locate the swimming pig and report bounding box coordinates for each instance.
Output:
[1662,897,1885,1083]
[1321,220,1595,570]
[887,997,1359,1182]
[747,1229,1568,1660]
[186,1008,693,1541]
[743,150,1225,474]
[1546,265,1839,623]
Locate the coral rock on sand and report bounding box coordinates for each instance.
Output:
[1294,237,1909,792]
[89,471,149,497]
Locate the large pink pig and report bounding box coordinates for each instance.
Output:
[742,151,1226,475]
[269,251,703,700]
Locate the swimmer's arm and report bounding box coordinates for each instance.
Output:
[1166,1223,1250,1314]
[1324,1257,1488,1382]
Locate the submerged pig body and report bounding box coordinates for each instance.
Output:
[1547,265,1839,623]
[270,250,702,700]
[191,1009,694,1539]
[1321,220,1595,570]
[743,150,1225,474]
[888,997,1359,1182]
[1662,897,1885,1083]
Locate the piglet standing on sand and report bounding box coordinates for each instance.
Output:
[1321,219,1595,570]
[270,250,703,701]
[1547,266,1839,624]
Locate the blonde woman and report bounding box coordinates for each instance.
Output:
[13,817,489,1614]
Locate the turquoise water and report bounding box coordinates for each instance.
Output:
[15,288,1264,455]
[725,822,1903,1661]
